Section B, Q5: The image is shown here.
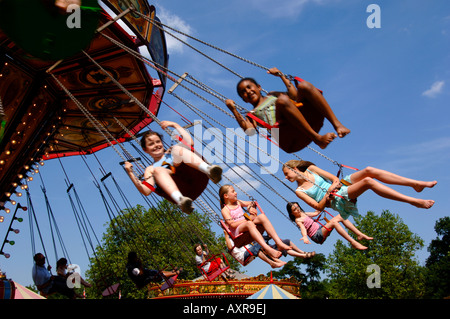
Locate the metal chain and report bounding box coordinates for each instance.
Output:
[132,9,270,75]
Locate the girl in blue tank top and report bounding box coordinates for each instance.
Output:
[283,160,436,219]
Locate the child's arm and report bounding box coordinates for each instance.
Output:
[225,99,257,135]
[223,231,233,250]
[309,165,342,193]
[203,244,210,256]
[295,217,311,244]
[124,162,155,196]
[295,188,330,212]
[221,207,247,229]
[267,67,297,100]
[237,199,254,207]
[305,210,322,218]
[161,120,194,146]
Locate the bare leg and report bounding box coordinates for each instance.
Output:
[349,166,437,192]
[171,145,204,167]
[153,167,193,213]
[276,95,337,149]
[324,219,367,250]
[296,80,350,138]
[153,167,180,195]
[257,251,287,268]
[285,240,316,258]
[171,145,222,183]
[335,215,373,241]
[238,221,283,259]
[252,214,292,251]
[347,177,435,209]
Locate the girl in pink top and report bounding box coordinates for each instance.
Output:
[286,202,373,250]
[220,185,292,260]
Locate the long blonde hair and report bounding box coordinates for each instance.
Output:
[283,160,315,172]
[219,184,233,208]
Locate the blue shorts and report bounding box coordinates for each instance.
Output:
[269,239,291,257]
[244,242,262,260]
[310,227,325,244]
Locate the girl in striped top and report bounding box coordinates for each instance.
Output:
[225,67,350,152]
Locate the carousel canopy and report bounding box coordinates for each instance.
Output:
[0,0,168,212]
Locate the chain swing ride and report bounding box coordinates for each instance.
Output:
[0,0,364,294]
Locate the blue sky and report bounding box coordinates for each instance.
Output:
[1,0,449,290]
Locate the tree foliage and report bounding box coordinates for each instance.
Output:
[424,216,450,299]
[84,201,239,299]
[326,210,425,299]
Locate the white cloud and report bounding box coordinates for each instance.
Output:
[422,81,445,98]
[223,165,261,193]
[156,7,193,54]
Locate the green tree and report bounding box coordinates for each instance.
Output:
[424,216,450,299]
[326,210,425,299]
[84,201,238,299]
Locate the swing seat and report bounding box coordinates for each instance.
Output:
[314,210,334,232]
[102,283,120,297]
[340,179,352,186]
[153,162,210,204]
[220,220,264,248]
[229,242,257,267]
[160,274,178,291]
[246,76,325,154]
[197,252,230,282]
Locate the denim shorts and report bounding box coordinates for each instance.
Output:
[244,242,262,260]
[310,227,325,244]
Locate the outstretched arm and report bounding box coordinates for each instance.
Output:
[161,120,194,146]
[267,67,297,100]
[225,99,257,135]
[124,162,154,196]
[305,210,322,218]
[295,217,311,244]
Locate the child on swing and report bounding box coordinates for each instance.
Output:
[225,67,350,152]
[124,120,222,214]
[219,184,292,260]
[282,160,436,221]
[194,243,234,280]
[286,202,372,250]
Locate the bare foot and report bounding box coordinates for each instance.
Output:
[413,181,437,193]
[413,199,435,209]
[335,124,351,138]
[266,247,282,259]
[357,234,373,241]
[276,241,292,252]
[303,251,315,259]
[351,241,368,250]
[270,260,287,269]
[315,132,337,149]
